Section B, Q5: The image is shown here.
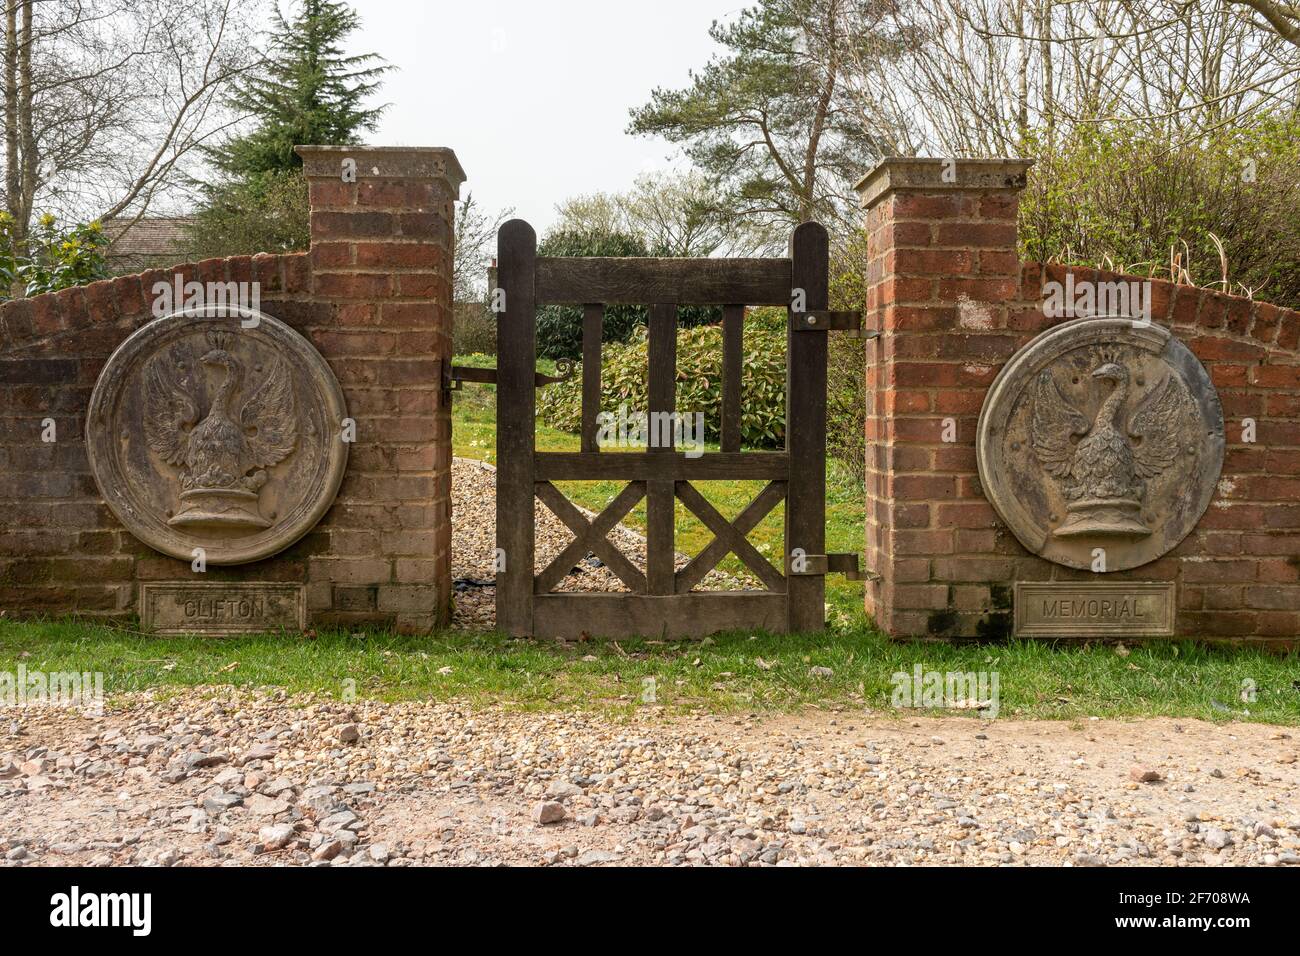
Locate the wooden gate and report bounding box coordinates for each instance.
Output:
[492,219,866,639]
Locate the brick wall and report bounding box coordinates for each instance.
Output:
[860,158,1300,641]
[0,145,463,633]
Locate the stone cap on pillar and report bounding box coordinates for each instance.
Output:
[294,145,466,195]
[854,157,1033,209]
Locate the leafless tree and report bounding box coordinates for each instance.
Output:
[552,190,625,238]
[554,170,745,256]
[840,0,1300,156]
[1230,0,1300,46]
[620,170,741,256]
[1,0,262,248]
[454,192,513,303]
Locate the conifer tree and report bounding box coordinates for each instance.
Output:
[193,0,390,256]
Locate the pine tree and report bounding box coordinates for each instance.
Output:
[193,0,390,256]
[628,0,897,247]
[217,0,391,178]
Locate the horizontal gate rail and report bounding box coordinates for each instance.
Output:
[450,364,571,388]
[532,592,787,639]
[534,451,790,480]
[535,256,792,305]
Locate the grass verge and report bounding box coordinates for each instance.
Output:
[1,619,1296,724]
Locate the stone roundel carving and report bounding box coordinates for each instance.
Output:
[87,307,348,565]
[977,317,1224,572]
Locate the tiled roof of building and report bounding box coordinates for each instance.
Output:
[103,216,198,265]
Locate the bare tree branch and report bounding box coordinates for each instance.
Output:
[1229,0,1300,45]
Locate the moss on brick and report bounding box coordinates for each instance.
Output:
[990,584,1012,611]
[975,612,1013,641]
[926,609,959,636]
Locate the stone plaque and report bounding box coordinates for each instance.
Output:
[140,582,306,635]
[977,317,1224,571]
[1014,582,1175,637]
[87,307,348,565]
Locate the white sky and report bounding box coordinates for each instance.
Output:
[355,0,743,234]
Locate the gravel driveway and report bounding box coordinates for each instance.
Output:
[2,689,1297,867]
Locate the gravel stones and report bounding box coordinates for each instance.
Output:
[533,802,566,825]
[1128,765,1163,783]
[319,810,360,833]
[258,824,296,850]
[3,688,1297,868]
[335,724,360,745]
[1202,828,1233,850]
[246,794,292,817]
[546,781,584,801]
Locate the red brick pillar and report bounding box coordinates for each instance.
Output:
[296,146,464,631]
[856,158,1032,637]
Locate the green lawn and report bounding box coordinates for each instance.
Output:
[1,619,1297,723]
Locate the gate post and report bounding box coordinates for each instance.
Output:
[855,158,1032,637]
[297,145,464,632]
[787,222,829,632]
[495,220,537,636]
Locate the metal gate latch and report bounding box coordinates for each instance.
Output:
[788,553,879,581]
[448,362,575,390]
[792,310,879,339]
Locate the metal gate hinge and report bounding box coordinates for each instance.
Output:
[449,363,576,389]
[450,365,490,390]
[792,310,877,338]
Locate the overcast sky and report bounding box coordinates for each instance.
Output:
[356,0,742,234]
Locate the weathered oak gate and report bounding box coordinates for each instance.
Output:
[493,219,865,639]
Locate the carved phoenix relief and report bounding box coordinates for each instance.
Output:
[976,317,1224,573]
[1029,347,1196,538]
[143,329,298,530]
[87,308,348,566]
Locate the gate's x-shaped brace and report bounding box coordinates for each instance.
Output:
[532,478,873,594]
[534,480,647,593]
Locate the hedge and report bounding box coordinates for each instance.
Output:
[537,321,787,448]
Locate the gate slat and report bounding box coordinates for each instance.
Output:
[495,220,537,636]
[581,303,602,453]
[786,222,829,633]
[721,304,744,453]
[646,303,677,595]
